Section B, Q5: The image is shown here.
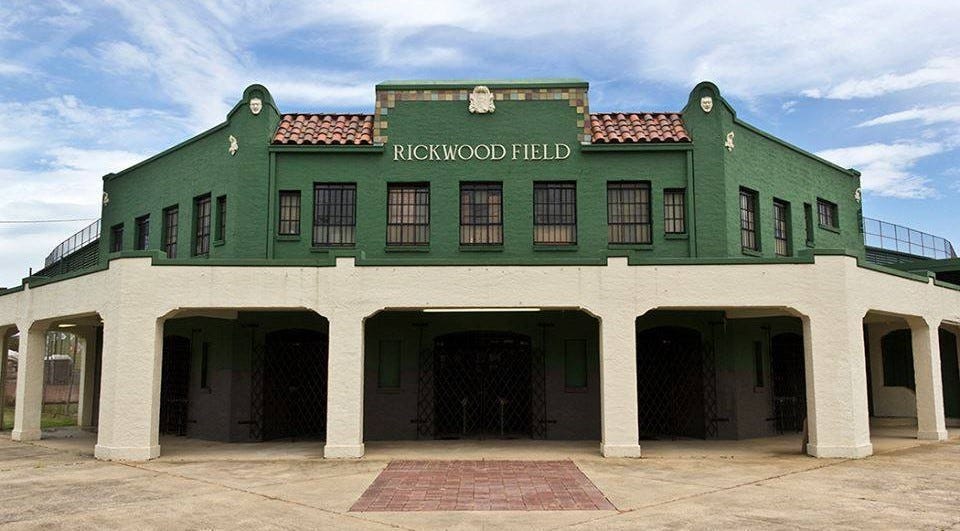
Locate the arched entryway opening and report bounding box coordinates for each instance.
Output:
[0,326,19,431]
[939,325,960,423]
[770,332,806,434]
[636,325,707,440]
[258,328,328,440]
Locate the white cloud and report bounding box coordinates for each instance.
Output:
[817,142,944,199]
[95,40,152,73]
[857,105,960,127]
[803,57,960,100]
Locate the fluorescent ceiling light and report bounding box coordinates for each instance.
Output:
[57,323,77,328]
[421,308,540,313]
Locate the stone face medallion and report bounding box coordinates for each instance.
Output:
[469,86,496,114]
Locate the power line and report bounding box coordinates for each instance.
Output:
[0,218,97,224]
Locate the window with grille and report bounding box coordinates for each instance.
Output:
[109,224,123,253]
[534,182,576,245]
[739,188,759,251]
[387,183,430,245]
[193,194,211,256]
[773,200,790,256]
[134,215,149,251]
[460,182,503,245]
[215,195,226,242]
[607,181,651,244]
[313,183,356,246]
[163,206,178,258]
[817,198,838,228]
[803,203,814,245]
[278,190,301,236]
[664,188,686,234]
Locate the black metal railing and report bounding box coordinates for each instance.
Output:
[862,217,956,260]
[44,219,101,267]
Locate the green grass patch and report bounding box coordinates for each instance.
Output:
[1,404,77,430]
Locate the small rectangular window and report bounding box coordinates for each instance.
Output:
[109,224,123,253]
[162,206,179,258]
[193,194,212,256]
[564,339,588,391]
[387,183,430,245]
[607,181,651,244]
[754,341,764,388]
[215,195,226,242]
[134,215,150,251]
[739,188,759,251]
[817,198,839,229]
[773,200,790,256]
[313,183,356,246]
[460,182,503,245]
[534,182,576,245]
[278,191,301,236]
[200,342,210,390]
[804,203,814,245]
[664,188,686,234]
[377,340,401,389]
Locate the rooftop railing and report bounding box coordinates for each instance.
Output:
[863,217,956,260]
[43,219,101,268]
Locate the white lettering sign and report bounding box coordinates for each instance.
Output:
[393,143,571,162]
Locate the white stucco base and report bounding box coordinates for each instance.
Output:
[11,428,41,441]
[916,430,949,441]
[807,443,874,459]
[95,444,161,461]
[0,255,956,462]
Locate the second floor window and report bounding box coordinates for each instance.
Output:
[739,188,759,251]
[314,183,357,246]
[534,182,576,245]
[460,182,503,245]
[664,188,686,234]
[163,206,178,258]
[134,215,150,251]
[215,196,226,242]
[109,224,123,253]
[194,194,211,256]
[387,183,430,245]
[774,200,790,256]
[278,190,301,236]
[607,181,651,244]
[817,198,838,229]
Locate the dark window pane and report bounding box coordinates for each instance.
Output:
[313,184,356,246]
[534,182,576,244]
[774,200,790,256]
[134,215,149,251]
[194,194,211,256]
[110,224,123,253]
[607,182,652,244]
[460,182,503,245]
[278,191,301,236]
[740,188,758,251]
[387,183,430,245]
[663,188,686,234]
[163,206,178,258]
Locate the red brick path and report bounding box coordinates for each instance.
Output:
[350,460,615,512]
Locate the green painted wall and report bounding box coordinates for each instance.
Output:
[86,80,865,272]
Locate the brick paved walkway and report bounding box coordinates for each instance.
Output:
[350,460,615,512]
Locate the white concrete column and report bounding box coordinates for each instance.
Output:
[910,317,947,440]
[12,322,45,441]
[598,310,642,458]
[803,312,873,458]
[94,313,163,460]
[76,326,99,428]
[324,311,365,458]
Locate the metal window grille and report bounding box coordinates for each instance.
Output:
[460,182,503,245]
[216,196,226,242]
[387,183,430,245]
[607,181,651,244]
[862,217,957,259]
[773,200,789,256]
[194,195,211,256]
[134,215,149,251]
[740,188,759,251]
[817,198,837,228]
[803,203,814,244]
[109,224,123,253]
[163,206,178,258]
[534,182,576,245]
[278,191,301,236]
[313,183,356,246]
[664,188,686,234]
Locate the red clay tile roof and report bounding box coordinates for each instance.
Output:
[272,114,374,145]
[590,113,690,144]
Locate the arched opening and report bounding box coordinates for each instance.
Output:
[258,328,328,440]
[940,327,960,420]
[160,335,191,435]
[770,332,805,433]
[1,327,18,431]
[636,326,706,439]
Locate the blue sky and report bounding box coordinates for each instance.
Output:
[1,1,959,286]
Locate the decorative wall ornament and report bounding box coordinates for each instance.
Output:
[855,188,862,203]
[228,135,239,156]
[468,86,496,114]
[102,192,110,206]
[700,96,713,113]
[724,131,735,151]
[249,98,263,115]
